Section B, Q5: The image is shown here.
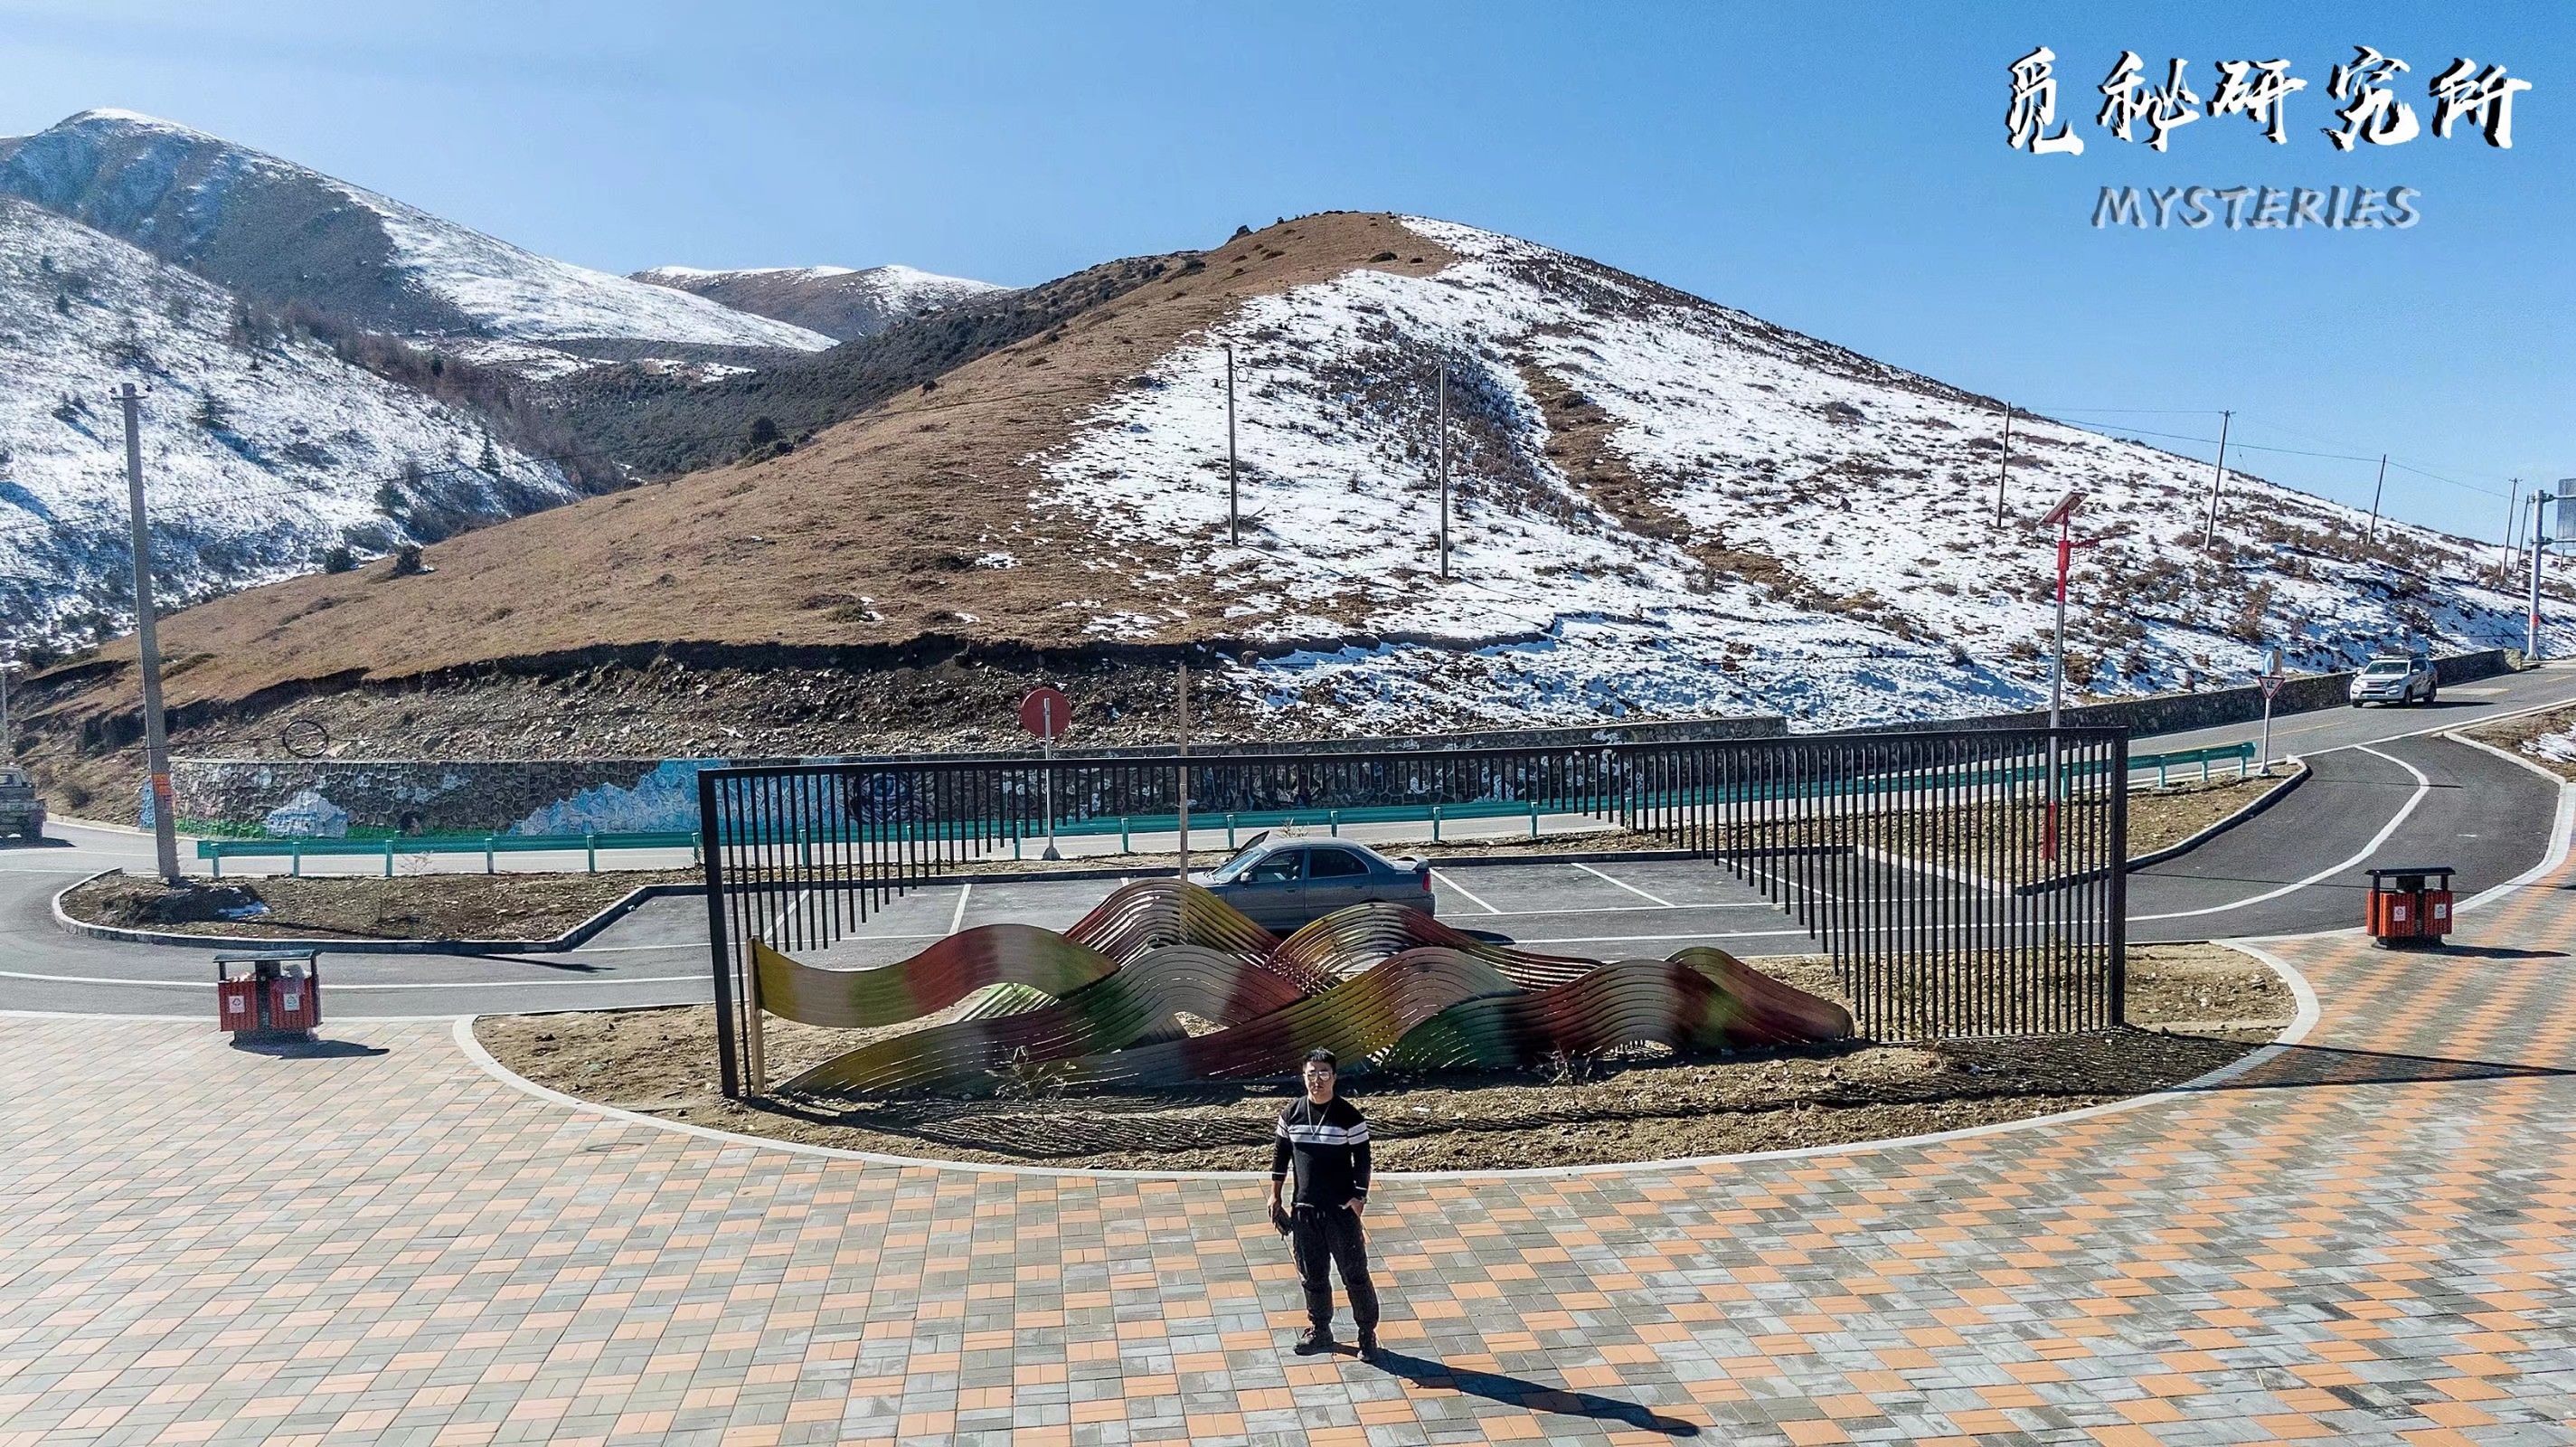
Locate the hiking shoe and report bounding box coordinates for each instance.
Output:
[1293,1327,1334,1355]
[1356,1329,1381,1362]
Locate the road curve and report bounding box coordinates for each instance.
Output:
[6,667,2572,1017]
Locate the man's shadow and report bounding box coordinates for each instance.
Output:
[1359,1348,1700,1436]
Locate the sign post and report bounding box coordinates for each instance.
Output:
[1017,686,1072,860]
[2257,646,2285,774]
[2542,479,2576,665]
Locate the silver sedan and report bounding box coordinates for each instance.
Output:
[1187,836,1436,931]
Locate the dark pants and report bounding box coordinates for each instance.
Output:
[1290,1205,1379,1334]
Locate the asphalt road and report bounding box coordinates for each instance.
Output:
[5,664,2571,1019]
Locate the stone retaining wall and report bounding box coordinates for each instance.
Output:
[1857,650,2516,740]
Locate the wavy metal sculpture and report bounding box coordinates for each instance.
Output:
[1383,949,1854,1071]
[759,879,1854,1096]
[754,925,1120,1029]
[778,944,1315,1095]
[1270,903,1599,988]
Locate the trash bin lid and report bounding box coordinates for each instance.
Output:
[2364,865,2455,890]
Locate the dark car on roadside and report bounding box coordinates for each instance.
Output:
[1187,834,1435,931]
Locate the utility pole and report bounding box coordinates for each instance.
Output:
[2528,487,2550,664]
[1992,402,2015,526]
[2364,453,2387,546]
[1224,344,1239,547]
[2039,490,2093,861]
[1175,660,1191,878]
[0,639,14,761]
[2198,409,2232,548]
[119,383,182,884]
[1436,366,1451,581]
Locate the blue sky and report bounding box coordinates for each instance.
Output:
[3,0,2566,543]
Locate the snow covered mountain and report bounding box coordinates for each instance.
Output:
[0,196,572,639]
[1024,216,2537,730]
[21,212,2543,746]
[631,262,1001,341]
[0,110,833,364]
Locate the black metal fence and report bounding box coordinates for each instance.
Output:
[697,726,2127,1096]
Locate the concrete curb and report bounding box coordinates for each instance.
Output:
[50,875,698,955]
[2123,759,2310,874]
[2015,761,2310,896]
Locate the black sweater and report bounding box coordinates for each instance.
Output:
[1271,1094,1372,1206]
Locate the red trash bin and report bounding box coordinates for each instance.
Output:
[215,971,260,1031]
[214,950,322,1039]
[265,958,320,1034]
[2364,866,2455,949]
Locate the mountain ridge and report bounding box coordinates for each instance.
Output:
[0,109,833,358]
[630,260,1003,341]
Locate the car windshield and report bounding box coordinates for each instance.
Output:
[2364,660,2411,676]
[1207,846,1269,883]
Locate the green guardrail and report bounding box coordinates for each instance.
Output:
[2131,742,2257,785]
[193,742,2256,875]
[197,830,702,877]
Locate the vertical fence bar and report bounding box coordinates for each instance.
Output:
[699,771,739,1100]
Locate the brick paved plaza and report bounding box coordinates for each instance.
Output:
[1,872,2570,1446]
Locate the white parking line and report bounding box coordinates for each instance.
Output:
[1429,869,1499,915]
[1520,929,1814,947]
[1572,861,1675,907]
[0,968,706,990]
[948,882,973,934]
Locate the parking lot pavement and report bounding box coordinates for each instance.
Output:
[778,859,1823,969]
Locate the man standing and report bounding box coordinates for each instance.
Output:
[1269,1048,1381,1360]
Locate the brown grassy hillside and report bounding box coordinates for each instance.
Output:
[38,215,1447,718]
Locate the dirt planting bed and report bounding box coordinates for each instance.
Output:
[477,942,2291,1171]
[2467,705,2576,781]
[2125,769,2298,855]
[62,868,694,941]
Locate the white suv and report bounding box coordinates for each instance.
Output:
[2350,655,2437,707]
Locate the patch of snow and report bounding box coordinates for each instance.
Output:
[357,194,832,349]
[0,198,574,638]
[1037,215,2554,733]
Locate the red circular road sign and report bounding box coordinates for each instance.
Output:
[1019,686,1072,741]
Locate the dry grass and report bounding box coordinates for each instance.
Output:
[28,214,1453,724]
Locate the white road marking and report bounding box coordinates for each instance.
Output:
[1520,929,1813,947]
[1429,869,1498,914]
[0,968,706,990]
[1571,861,1674,907]
[948,882,973,934]
[2132,743,2431,922]
[1736,859,1840,901]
